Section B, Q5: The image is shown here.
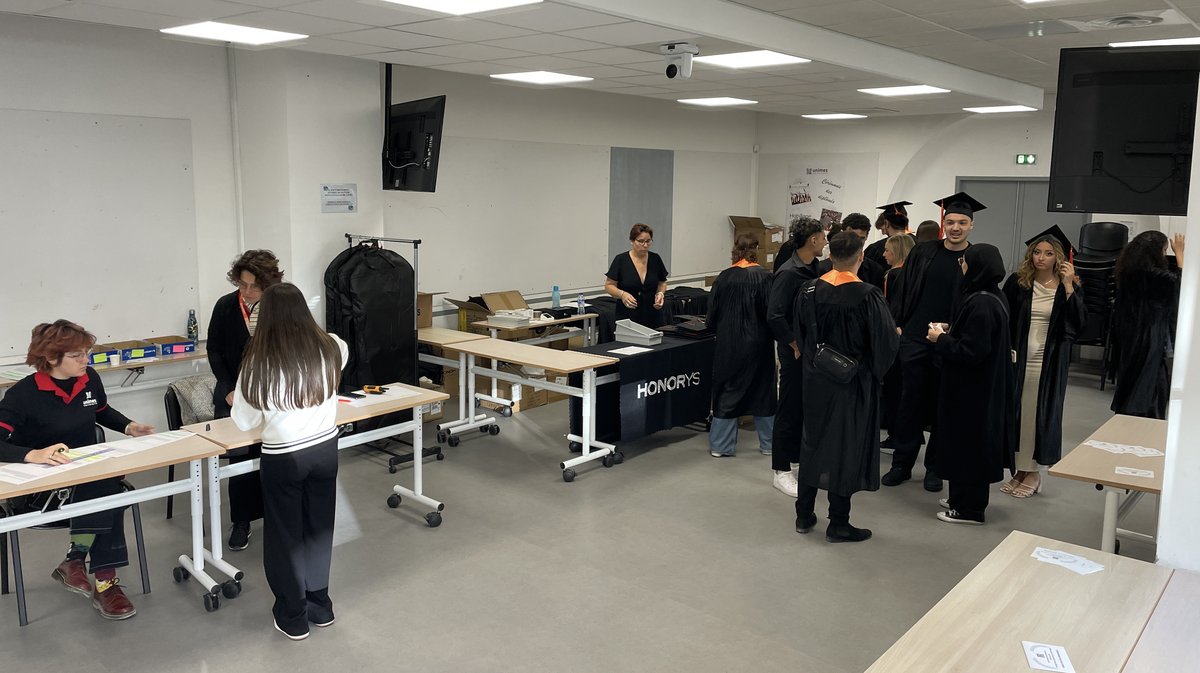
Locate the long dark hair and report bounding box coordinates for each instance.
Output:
[238,283,341,410]
[1115,231,1169,288]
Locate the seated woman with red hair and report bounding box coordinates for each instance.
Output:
[0,320,155,620]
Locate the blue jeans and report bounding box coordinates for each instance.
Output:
[709,416,774,456]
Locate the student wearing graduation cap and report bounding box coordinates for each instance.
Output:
[883,192,984,493]
[1001,226,1087,498]
[864,201,913,270]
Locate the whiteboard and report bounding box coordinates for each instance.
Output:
[0,109,198,355]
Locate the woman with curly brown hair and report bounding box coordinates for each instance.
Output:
[0,320,155,619]
[207,249,284,552]
[1001,228,1086,498]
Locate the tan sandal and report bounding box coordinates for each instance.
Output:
[999,477,1022,494]
[1011,478,1042,499]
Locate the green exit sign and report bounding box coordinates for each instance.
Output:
[1016,153,1038,165]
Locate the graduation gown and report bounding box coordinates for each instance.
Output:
[794,273,900,495]
[1003,275,1087,465]
[1111,267,1180,419]
[930,290,1016,484]
[707,263,777,418]
[864,237,888,271]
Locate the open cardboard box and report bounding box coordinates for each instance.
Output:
[445,290,537,338]
[729,215,786,255]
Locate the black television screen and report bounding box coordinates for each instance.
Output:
[383,95,445,192]
[1049,46,1200,216]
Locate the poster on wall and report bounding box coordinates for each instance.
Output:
[787,161,845,230]
[321,183,358,213]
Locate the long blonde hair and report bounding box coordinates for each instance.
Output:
[1016,237,1077,290]
[885,234,915,267]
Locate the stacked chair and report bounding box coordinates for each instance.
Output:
[1072,221,1130,389]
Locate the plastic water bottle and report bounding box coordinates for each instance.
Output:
[576,294,585,315]
[552,285,561,308]
[186,309,199,342]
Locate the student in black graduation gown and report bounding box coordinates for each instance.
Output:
[864,201,913,270]
[880,233,916,449]
[840,213,887,289]
[884,193,985,493]
[926,244,1015,525]
[1001,227,1086,499]
[604,223,669,328]
[208,249,285,551]
[773,237,794,273]
[766,216,828,497]
[793,232,899,542]
[707,234,777,457]
[1110,231,1184,420]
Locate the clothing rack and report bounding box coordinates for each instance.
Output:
[342,233,438,470]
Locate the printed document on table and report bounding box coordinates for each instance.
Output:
[1115,466,1155,479]
[1030,547,1104,575]
[0,430,197,485]
[1084,440,1164,457]
[1021,641,1075,673]
[610,345,652,356]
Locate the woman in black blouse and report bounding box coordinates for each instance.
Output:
[604,223,669,328]
[0,320,154,620]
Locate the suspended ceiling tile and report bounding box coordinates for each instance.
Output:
[481,2,626,31]
[333,27,453,50]
[608,85,676,95]
[36,3,191,29]
[482,33,610,54]
[731,0,846,10]
[91,0,253,20]
[429,61,522,76]
[220,0,307,7]
[400,17,535,41]
[823,14,947,38]
[920,6,1047,31]
[487,53,596,69]
[221,9,370,35]
[286,36,388,56]
[414,42,534,60]
[564,46,660,64]
[559,21,697,46]
[558,63,652,78]
[877,0,1012,12]
[776,1,905,27]
[373,50,464,66]
[0,0,66,11]
[283,0,439,26]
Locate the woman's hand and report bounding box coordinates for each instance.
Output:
[125,422,156,437]
[1059,262,1076,294]
[1173,233,1186,266]
[225,391,234,406]
[25,443,71,465]
[926,323,947,343]
[653,291,665,310]
[622,292,638,309]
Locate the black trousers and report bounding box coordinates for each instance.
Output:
[215,400,264,524]
[261,435,338,631]
[880,362,902,436]
[795,484,852,526]
[891,338,939,472]
[948,480,989,522]
[772,350,801,472]
[70,477,128,573]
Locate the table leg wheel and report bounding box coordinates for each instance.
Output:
[437,431,447,444]
[448,435,461,448]
[173,567,190,583]
[488,425,500,436]
[614,451,625,465]
[499,407,513,418]
[602,454,615,468]
[480,425,490,433]
[204,593,220,613]
[435,451,445,460]
[388,464,398,474]
[387,494,402,509]
[425,512,442,528]
[562,468,576,483]
[221,579,242,599]
[569,441,582,453]
[475,399,481,408]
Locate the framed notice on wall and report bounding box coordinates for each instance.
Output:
[321,183,358,213]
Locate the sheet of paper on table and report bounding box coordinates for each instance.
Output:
[1030,547,1105,576]
[1115,466,1155,479]
[1021,641,1076,673]
[609,345,652,356]
[0,430,195,485]
[1084,440,1164,457]
[339,386,421,407]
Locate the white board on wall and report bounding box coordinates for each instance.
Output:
[0,109,198,355]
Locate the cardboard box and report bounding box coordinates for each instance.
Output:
[417,291,447,329]
[146,335,195,356]
[704,275,720,287]
[89,346,120,366]
[446,290,537,339]
[418,379,445,422]
[730,215,787,256]
[95,340,158,362]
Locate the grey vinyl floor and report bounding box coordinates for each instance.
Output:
[0,370,1149,673]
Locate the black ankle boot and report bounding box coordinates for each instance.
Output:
[795,513,818,534]
[826,523,872,543]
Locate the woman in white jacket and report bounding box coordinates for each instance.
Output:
[232,282,348,641]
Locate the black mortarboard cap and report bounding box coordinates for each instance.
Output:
[933,192,986,219]
[1024,224,1077,261]
[876,201,912,226]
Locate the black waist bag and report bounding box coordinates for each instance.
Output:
[802,284,860,384]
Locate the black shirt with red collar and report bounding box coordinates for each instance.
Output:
[0,368,132,463]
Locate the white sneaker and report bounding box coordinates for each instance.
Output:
[773,470,798,497]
